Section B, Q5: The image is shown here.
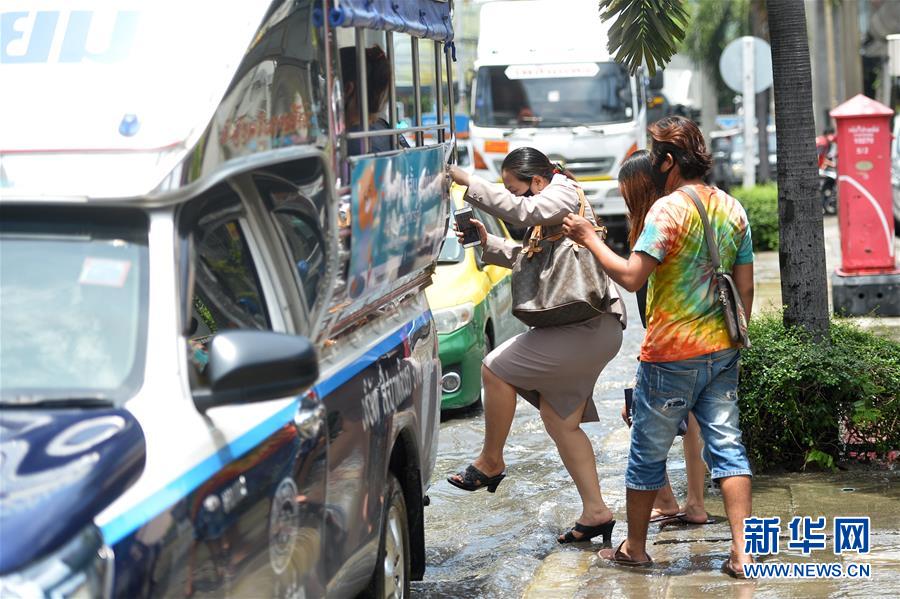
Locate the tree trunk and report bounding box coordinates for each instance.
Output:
[765,0,829,337]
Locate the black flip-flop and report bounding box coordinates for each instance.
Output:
[722,558,750,579]
[558,519,616,545]
[649,511,679,523]
[598,541,653,568]
[447,464,506,493]
[659,513,719,528]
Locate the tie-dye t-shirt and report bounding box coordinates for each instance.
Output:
[633,185,753,363]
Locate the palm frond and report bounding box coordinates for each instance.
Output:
[599,0,689,76]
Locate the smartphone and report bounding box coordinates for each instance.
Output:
[624,388,633,425]
[454,206,481,248]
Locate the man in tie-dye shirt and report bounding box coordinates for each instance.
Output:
[635,184,754,362]
[563,117,755,578]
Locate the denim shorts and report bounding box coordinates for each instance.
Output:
[625,348,753,491]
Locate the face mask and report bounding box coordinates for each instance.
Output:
[651,155,671,195]
[522,189,534,197]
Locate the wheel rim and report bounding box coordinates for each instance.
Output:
[382,503,406,599]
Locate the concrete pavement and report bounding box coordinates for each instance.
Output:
[521,216,900,598]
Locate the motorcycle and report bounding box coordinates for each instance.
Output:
[819,160,838,215]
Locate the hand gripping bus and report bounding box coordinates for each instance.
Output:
[0,1,458,596]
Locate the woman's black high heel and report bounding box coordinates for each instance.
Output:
[447,464,506,493]
[558,519,616,545]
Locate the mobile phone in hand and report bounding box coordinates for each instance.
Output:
[454,206,481,248]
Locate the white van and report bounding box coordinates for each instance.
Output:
[469,0,645,243]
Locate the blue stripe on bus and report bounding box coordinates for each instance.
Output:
[99,312,431,546]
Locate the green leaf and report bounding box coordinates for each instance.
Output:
[599,0,689,74]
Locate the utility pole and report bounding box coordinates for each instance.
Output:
[839,0,863,100]
[824,0,838,111]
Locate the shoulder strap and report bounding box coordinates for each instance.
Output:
[532,186,603,244]
[575,187,588,219]
[680,186,721,271]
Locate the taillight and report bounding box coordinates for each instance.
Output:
[474,148,488,170]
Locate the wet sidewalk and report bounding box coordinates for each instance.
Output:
[414,216,900,598]
[524,470,900,598]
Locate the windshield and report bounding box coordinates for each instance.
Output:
[473,62,633,128]
[437,224,465,263]
[0,208,149,405]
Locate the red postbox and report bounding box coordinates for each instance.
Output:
[830,94,897,274]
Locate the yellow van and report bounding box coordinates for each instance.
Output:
[427,186,527,410]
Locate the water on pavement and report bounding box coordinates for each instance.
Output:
[413,290,900,597]
[412,292,644,597]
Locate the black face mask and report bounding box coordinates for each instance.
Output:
[522,189,534,197]
[651,155,672,195]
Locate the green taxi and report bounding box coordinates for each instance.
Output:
[426,187,526,410]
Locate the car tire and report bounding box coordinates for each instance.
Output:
[365,473,410,599]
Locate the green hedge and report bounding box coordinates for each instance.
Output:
[731,184,779,252]
[738,312,900,472]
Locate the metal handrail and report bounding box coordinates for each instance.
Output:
[344,124,450,139]
[355,28,369,154]
[411,37,423,146]
[386,32,397,151]
[434,41,444,144]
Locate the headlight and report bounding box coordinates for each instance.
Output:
[0,526,113,599]
[433,303,475,334]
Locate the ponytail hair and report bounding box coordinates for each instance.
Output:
[501,147,577,183]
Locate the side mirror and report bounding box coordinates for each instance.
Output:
[648,70,664,92]
[193,330,319,413]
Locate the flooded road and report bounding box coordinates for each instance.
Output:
[413,289,900,597]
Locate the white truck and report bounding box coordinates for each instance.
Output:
[470,0,647,243]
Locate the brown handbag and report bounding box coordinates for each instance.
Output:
[681,186,751,348]
[511,188,615,327]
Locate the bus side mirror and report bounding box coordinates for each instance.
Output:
[193,330,318,413]
[648,70,664,92]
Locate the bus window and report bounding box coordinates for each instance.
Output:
[340,43,408,156]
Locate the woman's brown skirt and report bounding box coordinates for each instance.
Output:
[483,312,623,422]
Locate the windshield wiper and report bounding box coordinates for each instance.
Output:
[0,397,115,409]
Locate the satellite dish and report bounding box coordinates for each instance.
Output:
[719,36,773,94]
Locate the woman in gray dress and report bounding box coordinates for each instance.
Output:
[446,147,627,544]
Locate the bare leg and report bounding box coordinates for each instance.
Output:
[615,488,656,562]
[651,476,680,518]
[681,413,709,522]
[719,475,753,568]
[540,399,613,540]
[452,365,517,481]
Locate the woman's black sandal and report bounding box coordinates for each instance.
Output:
[558,519,616,545]
[447,464,506,493]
